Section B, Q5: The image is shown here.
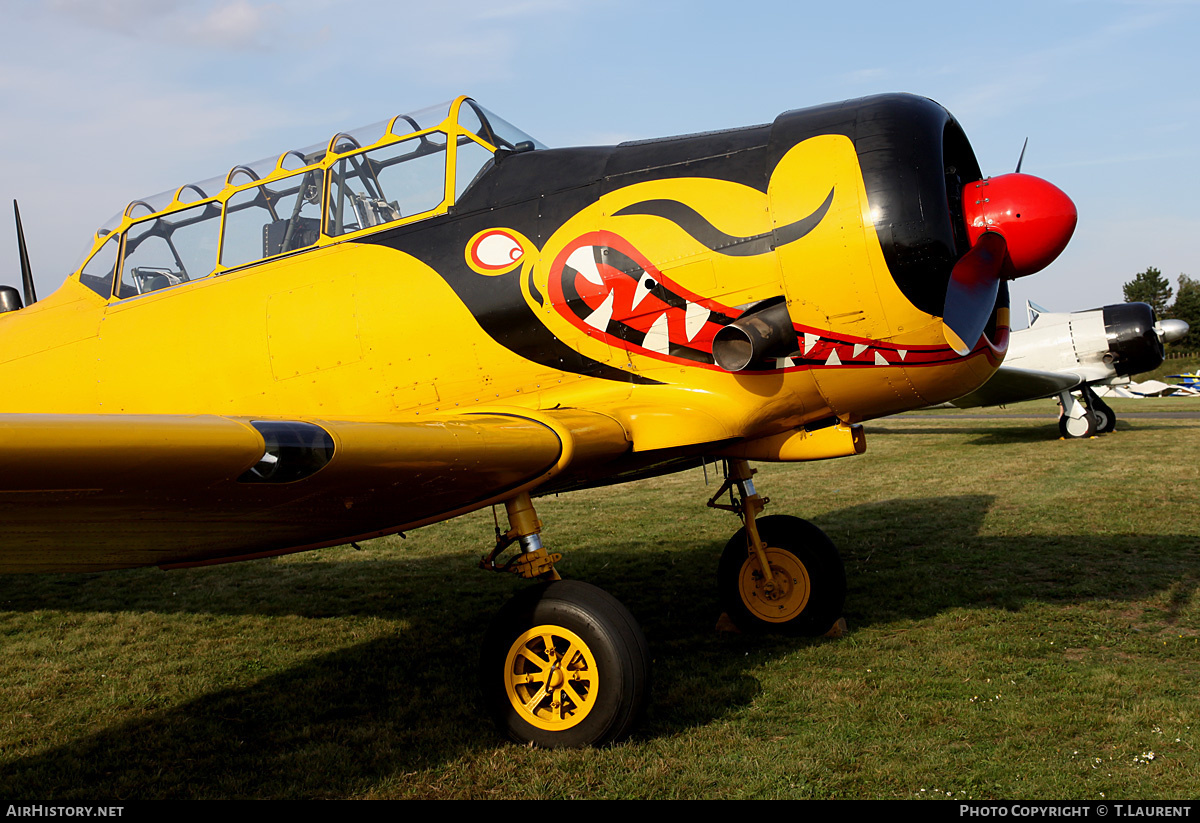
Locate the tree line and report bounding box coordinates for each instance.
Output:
[1123,268,1200,351]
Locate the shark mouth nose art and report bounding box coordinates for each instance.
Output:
[547,230,962,372]
[551,232,737,365]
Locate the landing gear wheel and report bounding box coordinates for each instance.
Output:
[1090,395,1116,433]
[481,580,649,748]
[719,515,846,636]
[1059,412,1095,438]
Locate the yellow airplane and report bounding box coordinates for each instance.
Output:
[0,94,1076,748]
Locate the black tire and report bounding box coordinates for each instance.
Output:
[718,514,845,636]
[1091,395,1116,433]
[1058,412,1095,438]
[481,580,650,748]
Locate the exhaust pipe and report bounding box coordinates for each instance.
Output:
[712,297,799,372]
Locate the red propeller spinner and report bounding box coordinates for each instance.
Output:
[943,173,1077,355]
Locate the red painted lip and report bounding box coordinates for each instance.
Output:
[547,230,982,371]
[548,231,738,366]
[981,320,1010,365]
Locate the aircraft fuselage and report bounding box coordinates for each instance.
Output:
[0,94,1066,570]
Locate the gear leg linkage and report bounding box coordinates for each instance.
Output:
[1057,389,1094,433]
[480,491,562,580]
[707,459,776,595]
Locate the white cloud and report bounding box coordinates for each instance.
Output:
[948,7,1172,123]
[43,0,300,51]
[187,1,287,50]
[44,0,187,35]
[841,68,889,84]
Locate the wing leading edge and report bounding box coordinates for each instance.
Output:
[950,366,1084,409]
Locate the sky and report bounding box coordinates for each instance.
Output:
[1,0,1197,325]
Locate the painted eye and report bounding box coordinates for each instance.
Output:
[470,229,524,270]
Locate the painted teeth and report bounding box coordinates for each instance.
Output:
[584,290,615,331]
[685,301,709,341]
[643,312,670,354]
[563,249,912,370]
[567,246,604,285]
[631,271,656,310]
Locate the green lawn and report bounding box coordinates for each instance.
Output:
[1,413,1196,799]
[909,395,1200,417]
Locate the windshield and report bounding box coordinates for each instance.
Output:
[69,98,546,292]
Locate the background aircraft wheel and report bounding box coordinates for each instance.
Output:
[481,580,650,748]
[1090,395,1116,433]
[1059,412,1095,438]
[718,515,846,636]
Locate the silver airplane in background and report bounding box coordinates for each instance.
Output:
[950,301,1189,437]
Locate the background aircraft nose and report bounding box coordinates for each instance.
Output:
[1157,318,1190,344]
[942,173,1078,355]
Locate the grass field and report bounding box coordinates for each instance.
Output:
[1,403,1197,799]
[1144,355,1200,384]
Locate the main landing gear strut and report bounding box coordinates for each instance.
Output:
[479,492,650,748]
[1057,385,1116,439]
[709,459,846,636]
[477,463,846,748]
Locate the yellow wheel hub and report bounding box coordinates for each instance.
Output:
[738,548,811,623]
[503,624,598,731]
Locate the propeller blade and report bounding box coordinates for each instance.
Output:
[1015,138,1028,173]
[943,231,1007,355]
[13,200,36,307]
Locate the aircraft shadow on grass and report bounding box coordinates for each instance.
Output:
[0,494,1195,797]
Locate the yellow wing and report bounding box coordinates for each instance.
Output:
[0,410,628,572]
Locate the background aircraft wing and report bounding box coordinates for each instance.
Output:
[950,366,1085,409]
[0,410,629,572]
